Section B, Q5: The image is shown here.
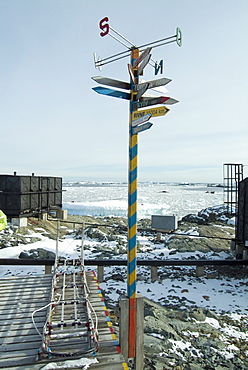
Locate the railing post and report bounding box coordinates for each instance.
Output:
[151,266,158,282]
[196,265,204,277]
[97,265,104,282]
[45,264,52,274]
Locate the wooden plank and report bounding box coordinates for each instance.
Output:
[0,292,51,301]
[0,284,51,292]
[1,340,42,352]
[0,276,52,285]
[0,290,48,298]
[0,301,47,312]
[0,356,37,368]
[0,334,42,345]
[0,347,39,360]
[0,323,44,334]
[0,327,43,339]
[0,274,52,368]
[0,310,47,320]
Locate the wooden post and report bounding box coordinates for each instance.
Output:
[119,295,144,369]
[45,265,52,274]
[196,265,204,277]
[135,295,144,370]
[156,232,162,241]
[97,265,104,282]
[119,297,129,363]
[151,266,158,282]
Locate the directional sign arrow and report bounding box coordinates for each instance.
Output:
[127,63,135,84]
[140,96,179,105]
[135,82,149,100]
[137,77,172,93]
[133,96,177,110]
[133,47,152,68]
[132,106,170,120]
[137,54,151,76]
[132,113,151,127]
[132,122,153,134]
[92,86,130,100]
[91,76,130,90]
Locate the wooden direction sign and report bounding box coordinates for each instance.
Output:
[91,76,130,90]
[132,122,153,134]
[137,54,151,76]
[141,96,179,105]
[133,47,152,68]
[135,82,149,100]
[132,113,151,127]
[127,63,135,84]
[135,77,171,92]
[92,86,130,100]
[132,106,169,120]
[133,96,178,110]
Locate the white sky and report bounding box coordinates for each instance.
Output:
[1,0,248,183]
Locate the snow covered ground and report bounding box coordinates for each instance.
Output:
[0,213,247,369]
[0,225,247,315]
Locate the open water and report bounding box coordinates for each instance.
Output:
[62,182,224,220]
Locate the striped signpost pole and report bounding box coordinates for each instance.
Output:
[93,19,182,365]
[128,47,139,359]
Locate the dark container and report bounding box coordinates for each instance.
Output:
[0,175,30,193]
[236,177,248,244]
[0,174,62,216]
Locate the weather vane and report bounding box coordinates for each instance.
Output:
[93,16,182,75]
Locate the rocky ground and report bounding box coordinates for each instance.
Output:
[0,206,247,369]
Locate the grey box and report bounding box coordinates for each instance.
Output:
[151,215,178,231]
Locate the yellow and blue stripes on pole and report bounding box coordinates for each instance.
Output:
[128,48,139,359]
[128,47,139,300]
[128,132,138,299]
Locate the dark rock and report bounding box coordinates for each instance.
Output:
[181,214,207,224]
[19,248,55,260]
[110,273,125,282]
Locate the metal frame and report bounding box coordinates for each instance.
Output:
[223,163,243,214]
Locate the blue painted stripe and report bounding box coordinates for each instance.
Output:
[128,235,136,251]
[128,257,136,273]
[128,214,137,229]
[130,169,138,184]
[130,144,138,159]
[128,281,136,298]
[129,190,137,206]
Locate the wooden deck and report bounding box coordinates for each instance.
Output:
[0,270,128,369]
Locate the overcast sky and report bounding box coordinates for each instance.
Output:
[1,0,247,183]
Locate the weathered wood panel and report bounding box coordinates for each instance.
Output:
[0,274,52,368]
[0,270,128,369]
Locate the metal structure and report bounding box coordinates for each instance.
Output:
[39,259,99,359]
[0,174,62,216]
[223,163,243,214]
[236,177,248,246]
[92,18,181,364]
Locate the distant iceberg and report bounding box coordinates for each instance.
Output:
[63,200,170,219]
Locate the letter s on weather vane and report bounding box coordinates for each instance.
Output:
[99,17,109,37]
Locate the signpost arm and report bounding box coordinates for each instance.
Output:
[128,47,139,360]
